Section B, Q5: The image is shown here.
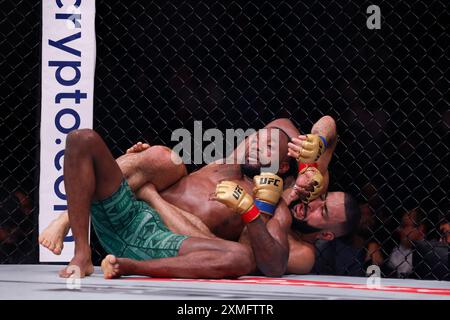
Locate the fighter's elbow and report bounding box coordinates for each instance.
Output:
[322,115,336,124]
[265,269,285,278]
[260,264,286,278]
[313,115,337,144]
[327,115,337,132]
[258,255,288,277]
[315,115,336,132]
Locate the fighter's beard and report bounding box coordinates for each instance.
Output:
[288,200,323,234]
[240,163,261,179]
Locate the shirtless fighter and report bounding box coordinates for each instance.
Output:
[129,115,361,275]
[40,116,360,278]
[43,117,299,278]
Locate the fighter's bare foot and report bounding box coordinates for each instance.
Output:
[101,255,124,279]
[59,255,94,278]
[126,142,151,154]
[39,216,70,255]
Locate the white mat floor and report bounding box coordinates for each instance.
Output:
[0,265,449,300]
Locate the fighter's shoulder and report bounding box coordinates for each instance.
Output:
[287,234,316,274]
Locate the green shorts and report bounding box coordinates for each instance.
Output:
[91,179,188,260]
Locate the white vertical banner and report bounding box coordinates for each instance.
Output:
[40,0,96,262]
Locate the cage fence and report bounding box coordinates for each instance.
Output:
[0,0,448,280]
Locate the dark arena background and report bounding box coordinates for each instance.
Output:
[1,0,449,284]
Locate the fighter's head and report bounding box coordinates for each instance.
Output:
[241,127,296,178]
[288,192,361,241]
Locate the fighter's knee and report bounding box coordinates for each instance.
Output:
[148,145,173,160]
[66,129,100,149]
[144,145,187,175]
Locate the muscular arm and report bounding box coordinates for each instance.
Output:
[286,116,337,199]
[267,117,336,193]
[222,118,300,164]
[310,115,338,174]
[141,181,290,276]
[241,200,291,277]
[308,116,337,194]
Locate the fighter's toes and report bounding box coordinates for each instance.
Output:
[48,242,55,251]
[59,267,74,278]
[101,255,120,279]
[39,218,69,255]
[126,142,151,154]
[53,245,62,255]
[59,263,94,278]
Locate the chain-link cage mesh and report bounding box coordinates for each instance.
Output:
[1,1,449,280]
[0,1,41,263]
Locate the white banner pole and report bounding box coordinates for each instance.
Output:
[39,0,96,262]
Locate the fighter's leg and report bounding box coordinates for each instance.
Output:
[137,183,216,239]
[60,128,123,278]
[38,185,208,255]
[40,143,187,255]
[117,145,187,192]
[101,237,255,279]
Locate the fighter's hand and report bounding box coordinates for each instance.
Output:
[290,167,324,203]
[288,134,326,163]
[213,181,253,214]
[253,172,283,215]
[212,181,260,223]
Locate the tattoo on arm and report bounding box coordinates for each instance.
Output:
[311,116,337,147]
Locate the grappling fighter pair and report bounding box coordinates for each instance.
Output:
[39,116,361,279]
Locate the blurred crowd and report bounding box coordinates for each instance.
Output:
[313,183,449,280]
[0,185,35,263]
[1,181,448,280]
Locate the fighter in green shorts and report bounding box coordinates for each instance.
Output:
[58,129,253,279]
[91,179,187,260]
